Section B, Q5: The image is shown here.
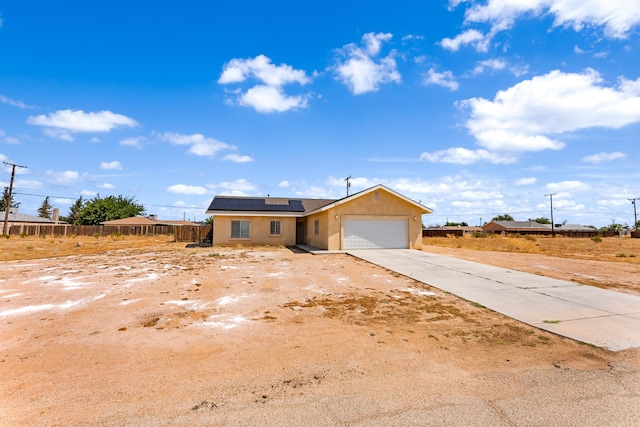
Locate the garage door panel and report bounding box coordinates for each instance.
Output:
[343,219,408,249]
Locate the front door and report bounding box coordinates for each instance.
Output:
[296,219,306,244]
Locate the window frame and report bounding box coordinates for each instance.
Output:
[269,220,282,236]
[230,219,251,239]
[314,219,320,235]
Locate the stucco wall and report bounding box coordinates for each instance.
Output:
[316,188,425,250]
[303,211,330,249]
[213,216,296,246]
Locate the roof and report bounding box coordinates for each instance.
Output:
[206,184,432,217]
[0,211,55,223]
[484,221,597,232]
[100,216,194,226]
[207,196,336,216]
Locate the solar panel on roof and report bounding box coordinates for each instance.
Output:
[209,197,307,212]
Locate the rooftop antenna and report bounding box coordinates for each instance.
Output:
[345,176,352,197]
[2,161,27,235]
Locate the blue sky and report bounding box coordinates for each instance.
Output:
[1,1,640,227]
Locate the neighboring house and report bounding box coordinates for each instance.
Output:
[483,220,598,237]
[0,207,56,233]
[100,215,195,227]
[206,184,432,250]
[422,225,482,237]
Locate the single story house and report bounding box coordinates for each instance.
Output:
[483,220,598,237]
[206,184,432,250]
[0,207,56,233]
[100,215,194,227]
[422,225,483,237]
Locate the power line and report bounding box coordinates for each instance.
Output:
[2,161,28,235]
[12,192,204,211]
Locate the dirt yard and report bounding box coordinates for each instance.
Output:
[1,238,639,425]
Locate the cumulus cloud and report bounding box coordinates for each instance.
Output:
[460,69,640,153]
[419,147,518,164]
[333,32,401,95]
[158,132,235,157]
[98,183,116,190]
[544,180,591,193]
[167,184,207,195]
[119,136,145,148]
[582,151,627,163]
[0,130,19,144]
[445,0,640,52]
[27,110,137,140]
[218,55,312,113]
[217,179,257,192]
[0,94,32,109]
[472,58,507,75]
[45,170,85,185]
[100,161,122,170]
[222,154,254,163]
[278,180,290,188]
[515,177,537,186]
[440,29,488,52]
[423,69,459,91]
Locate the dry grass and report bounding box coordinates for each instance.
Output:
[423,233,640,264]
[0,234,179,261]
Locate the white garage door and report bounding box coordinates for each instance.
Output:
[343,219,408,250]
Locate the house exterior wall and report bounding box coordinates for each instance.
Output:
[304,211,330,249]
[212,216,296,246]
[322,188,424,250]
[482,222,506,233]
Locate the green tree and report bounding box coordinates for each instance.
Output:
[204,215,214,225]
[38,196,53,219]
[445,221,468,226]
[0,187,20,211]
[74,194,145,225]
[491,214,515,222]
[63,196,84,225]
[531,217,551,224]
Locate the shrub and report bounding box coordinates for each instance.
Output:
[0,234,10,239]
[524,235,537,242]
[473,231,487,238]
[591,235,603,243]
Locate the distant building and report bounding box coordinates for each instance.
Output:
[0,207,57,233]
[482,220,598,237]
[100,215,194,227]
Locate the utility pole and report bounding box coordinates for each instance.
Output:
[544,193,557,237]
[345,176,352,197]
[630,198,639,238]
[2,161,27,235]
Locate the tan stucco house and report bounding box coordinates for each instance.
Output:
[206,184,432,250]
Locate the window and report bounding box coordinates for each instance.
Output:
[269,220,281,236]
[230,220,250,239]
[374,191,379,200]
[314,219,320,235]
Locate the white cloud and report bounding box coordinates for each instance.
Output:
[461,69,640,153]
[218,55,312,113]
[100,161,122,170]
[119,136,145,148]
[472,58,507,75]
[0,94,32,109]
[222,154,254,163]
[238,85,309,113]
[99,183,116,190]
[0,130,19,144]
[544,180,591,193]
[218,179,257,192]
[423,69,459,91]
[81,190,97,197]
[439,29,488,52]
[582,152,626,163]
[420,147,518,164]
[46,170,85,185]
[90,137,101,143]
[449,0,640,49]
[158,132,234,157]
[27,110,137,141]
[167,184,207,195]
[278,180,290,188]
[333,32,401,95]
[515,177,537,186]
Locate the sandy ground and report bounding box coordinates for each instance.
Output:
[1,245,639,426]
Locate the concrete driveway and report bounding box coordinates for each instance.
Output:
[348,249,640,351]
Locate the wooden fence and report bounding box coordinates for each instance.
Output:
[2,223,212,243]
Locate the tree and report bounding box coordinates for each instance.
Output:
[74,194,145,225]
[63,196,84,225]
[204,215,214,225]
[0,187,20,211]
[491,214,515,222]
[445,221,468,226]
[38,196,53,219]
[531,217,551,224]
